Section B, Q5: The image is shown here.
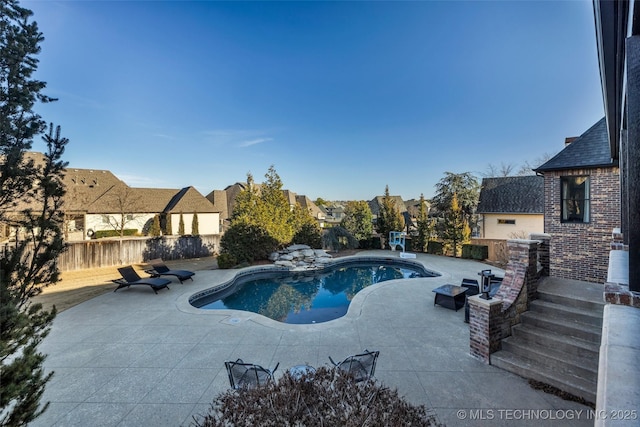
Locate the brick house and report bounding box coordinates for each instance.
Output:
[476,176,544,240]
[534,118,620,283]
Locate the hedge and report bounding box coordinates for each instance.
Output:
[461,244,489,260]
[426,240,443,255]
[93,229,138,239]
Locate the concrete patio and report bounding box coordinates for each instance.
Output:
[31,251,593,426]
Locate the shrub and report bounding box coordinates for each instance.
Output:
[192,367,440,427]
[220,223,279,264]
[216,253,238,269]
[291,222,322,248]
[322,226,359,251]
[426,240,443,255]
[461,244,489,260]
[94,229,137,239]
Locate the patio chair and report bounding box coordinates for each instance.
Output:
[224,359,280,389]
[329,349,379,382]
[144,258,195,283]
[112,266,171,294]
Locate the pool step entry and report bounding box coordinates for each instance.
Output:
[490,277,604,405]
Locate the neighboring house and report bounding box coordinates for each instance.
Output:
[534,118,620,284]
[295,195,326,226]
[320,203,346,227]
[63,167,220,240]
[368,195,410,232]
[476,176,544,240]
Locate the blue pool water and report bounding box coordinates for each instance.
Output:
[191,259,438,324]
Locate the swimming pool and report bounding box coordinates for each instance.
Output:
[190,257,439,324]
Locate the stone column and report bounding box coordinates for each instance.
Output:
[468,295,503,364]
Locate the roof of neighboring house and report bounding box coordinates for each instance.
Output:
[368,196,407,216]
[477,176,544,214]
[164,186,217,213]
[534,118,616,172]
[63,169,129,213]
[295,195,324,219]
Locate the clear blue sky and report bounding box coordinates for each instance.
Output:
[26,0,604,201]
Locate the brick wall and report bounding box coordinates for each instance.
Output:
[543,167,620,283]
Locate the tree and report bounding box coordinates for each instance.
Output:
[341,200,373,243]
[441,193,469,257]
[1,2,67,424]
[178,212,185,235]
[290,203,322,248]
[191,212,199,235]
[431,171,479,238]
[149,215,161,236]
[231,166,295,246]
[375,185,404,245]
[101,186,144,239]
[414,194,433,252]
[314,197,327,207]
[164,214,172,235]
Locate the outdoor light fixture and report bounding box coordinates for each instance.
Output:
[480,269,493,300]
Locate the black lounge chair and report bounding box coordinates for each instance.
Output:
[224,359,279,389]
[144,258,195,283]
[112,266,171,294]
[329,349,379,382]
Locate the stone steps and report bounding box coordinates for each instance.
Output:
[490,277,604,404]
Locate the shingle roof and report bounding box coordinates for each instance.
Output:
[477,176,544,214]
[368,196,407,216]
[534,118,616,172]
[164,187,217,213]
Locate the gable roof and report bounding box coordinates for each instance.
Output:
[534,118,617,172]
[368,196,407,216]
[164,186,216,213]
[477,176,544,214]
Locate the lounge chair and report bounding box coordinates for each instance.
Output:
[224,359,280,389]
[329,349,379,382]
[112,266,171,294]
[144,258,195,283]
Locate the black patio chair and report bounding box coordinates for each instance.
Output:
[224,359,280,389]
[144,258,195,284]
[329,349,379,382]
[112,266,171,294]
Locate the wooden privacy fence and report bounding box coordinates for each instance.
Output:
[471,238,508,264]
[56,235,221,271]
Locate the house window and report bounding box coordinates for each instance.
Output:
[561,176,590,223]
[497,219,516,225]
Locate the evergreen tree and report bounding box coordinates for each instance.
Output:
[178,212,185,235]
[441,193,468,257]
[341,200,373,242]
[375,185,405,246]
[1,2,67,424]
[431,171,480,232]
[164,214,172,235]
[191,212,199,235]
[258,165,294,245]
[291,203,322,248]
[414,194,433,252]
[0,131,68,424]
[149,215,161,236]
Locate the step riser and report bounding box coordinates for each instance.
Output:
[537,291,604,313]
[511,327,599,358]
[491,356,596,404]
[520,314,602,343]
[500,340,598,382]
[529,302,603,327]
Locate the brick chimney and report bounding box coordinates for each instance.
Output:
[565,137,578,146]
